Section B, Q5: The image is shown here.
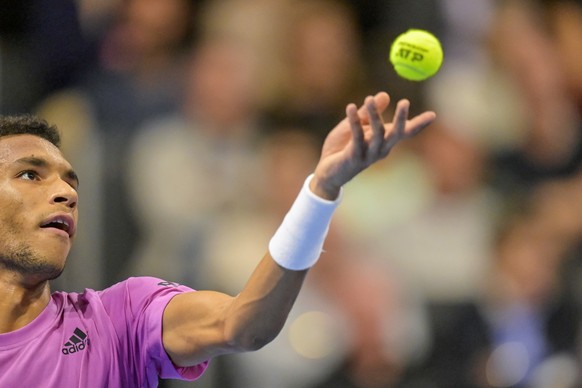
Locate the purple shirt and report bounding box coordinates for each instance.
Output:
[0,277,209,387]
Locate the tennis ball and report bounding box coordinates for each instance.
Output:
[389,29,443,81]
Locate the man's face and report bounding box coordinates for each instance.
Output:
[0,134,79,281]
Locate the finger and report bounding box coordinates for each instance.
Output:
[357,92,390,124]
[383,99,409,150]
[366,97,386,157]
[403,111,437,138]
[380,110,436,155]
[347,103,365,159]
[372,91,390,113]
[356,95,373,124]
[393,99,410,139]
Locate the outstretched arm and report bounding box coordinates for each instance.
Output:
[162,92,436,367]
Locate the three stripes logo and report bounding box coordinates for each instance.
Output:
[62,327,90,355]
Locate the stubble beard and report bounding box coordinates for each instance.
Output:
[0,244,63,281]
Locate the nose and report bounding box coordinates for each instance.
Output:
[50,180,78,209]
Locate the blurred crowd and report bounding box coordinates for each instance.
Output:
[3,0,582,387]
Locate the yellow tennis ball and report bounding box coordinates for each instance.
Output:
[389,29,443,81]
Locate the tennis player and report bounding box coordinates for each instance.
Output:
[0,92,435,387]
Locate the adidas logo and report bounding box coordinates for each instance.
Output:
[62,327,90,355]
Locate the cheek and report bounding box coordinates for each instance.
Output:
[0,189,34,236]
[0,208,25,236]
[0,216,26,255]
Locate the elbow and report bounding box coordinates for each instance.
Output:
[225,325,280,353]
[238,335,272,352]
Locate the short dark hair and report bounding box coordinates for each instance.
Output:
[0,114,61,148]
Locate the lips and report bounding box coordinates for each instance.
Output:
[40,214,76,237]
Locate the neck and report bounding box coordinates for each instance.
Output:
[0,271,51,333]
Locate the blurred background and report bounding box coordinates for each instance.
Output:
[3,0,582,386]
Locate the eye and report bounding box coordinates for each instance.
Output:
[18,170,40,181]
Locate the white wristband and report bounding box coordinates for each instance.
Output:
[268,174,342,270]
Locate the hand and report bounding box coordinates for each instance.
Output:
[310,92,436,199]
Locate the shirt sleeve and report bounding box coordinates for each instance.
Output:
[98,277,209,383]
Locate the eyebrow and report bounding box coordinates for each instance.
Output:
[15,156,80,188]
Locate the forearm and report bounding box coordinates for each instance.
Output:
[221,175,340,350]
[222,253,308,351]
